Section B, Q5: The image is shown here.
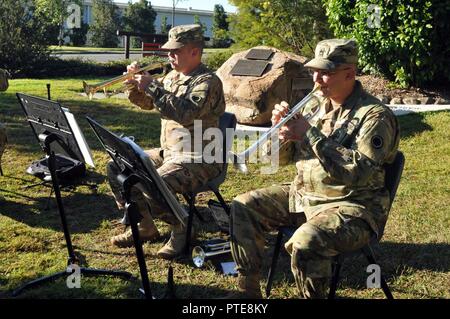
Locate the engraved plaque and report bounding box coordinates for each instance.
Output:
[230,59,270,77]
[245,48,274,60]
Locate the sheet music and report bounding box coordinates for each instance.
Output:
[123,137,188,226]
[62,108,95,167]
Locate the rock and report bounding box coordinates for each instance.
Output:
[403,97,420,105]
[216,46,313,125]
[376,95,390,104]
[434,97,449,104]
[390,97,403,104]
[417,97,434,104]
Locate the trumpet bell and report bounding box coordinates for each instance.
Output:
[192,246,208,268]
[192,239,231,268]
[81,62,170,100]
[82,81,94,100]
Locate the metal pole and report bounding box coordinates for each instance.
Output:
[125,35,130,60]
[46,83,51,100]
[172,0,175,27]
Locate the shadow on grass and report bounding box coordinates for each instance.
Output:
[263,239,450,298]
[2,270,232,299]
[0,180,119,234]
[397,112,436,139]
[0,90,161,155]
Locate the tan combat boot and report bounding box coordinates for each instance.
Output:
[157,223,192,260]
[223,273,263,299]
[111,213,160,248]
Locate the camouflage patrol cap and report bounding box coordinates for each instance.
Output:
[304,39,358,70]
[0,69,9,92]
[161,24,204,50]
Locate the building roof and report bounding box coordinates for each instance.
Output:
[83,0,213,16]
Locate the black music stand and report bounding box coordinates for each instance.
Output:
[86,116,186,299]
[12,94,133,297]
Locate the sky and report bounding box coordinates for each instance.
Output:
[115,0,237,13]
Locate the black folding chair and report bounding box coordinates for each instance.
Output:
[184,112,237,253]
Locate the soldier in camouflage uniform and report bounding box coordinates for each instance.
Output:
[108,24,225,259]
[229,39,400,298]
[0,69,9,178]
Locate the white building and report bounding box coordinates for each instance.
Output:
[82,0,214,38]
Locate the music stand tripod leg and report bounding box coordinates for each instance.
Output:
[121,174,153,300]
[12,134,133,297]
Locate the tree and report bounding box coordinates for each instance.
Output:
[69,22,89,46]
[229,0,331,55]
[123,0,157,47]
[212,4,231,48]
[161,16,169,34]
[0,0,51,76]
[90,0,122,48]
[194,15,207,34]
[35,0,83,46]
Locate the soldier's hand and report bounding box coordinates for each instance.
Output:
[123,61,154,92]
[279,115,311,142]
[133,73,154,92]
[123,61,140,89]
[271,101,290,126]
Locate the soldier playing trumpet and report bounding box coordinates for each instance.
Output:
[107,24,226,260]
[227,39,400,298]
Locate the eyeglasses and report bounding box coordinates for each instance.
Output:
[309,67,351,78]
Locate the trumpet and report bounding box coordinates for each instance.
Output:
[192,239,231,268]
[232,85,321,173]
[82,62,170,100]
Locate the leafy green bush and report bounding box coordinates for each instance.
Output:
[324,0,450,87]
[22,55,165,78]
[203,50,235,71]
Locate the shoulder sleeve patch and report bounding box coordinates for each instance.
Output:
[371,135,384,149]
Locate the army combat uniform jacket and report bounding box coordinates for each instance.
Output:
[107,63,225,225]
[128,63,226,165]
[289,81,400,237]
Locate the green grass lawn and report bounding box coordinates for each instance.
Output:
[0,78,449,299]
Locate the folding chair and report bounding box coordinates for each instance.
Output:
[184,112,237,253]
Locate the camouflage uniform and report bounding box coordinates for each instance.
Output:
[108,25,225,229]
[0,69,8,176]
[0,69,9,92]
[230,39,400,298]
[0,122,6,174]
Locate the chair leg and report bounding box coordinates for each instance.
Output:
[362,245,394,299]
[265,230,284,298]
[328,257,342,299]
[184,194,205,223]
[213,189,230,215]
[184,197,195,255]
